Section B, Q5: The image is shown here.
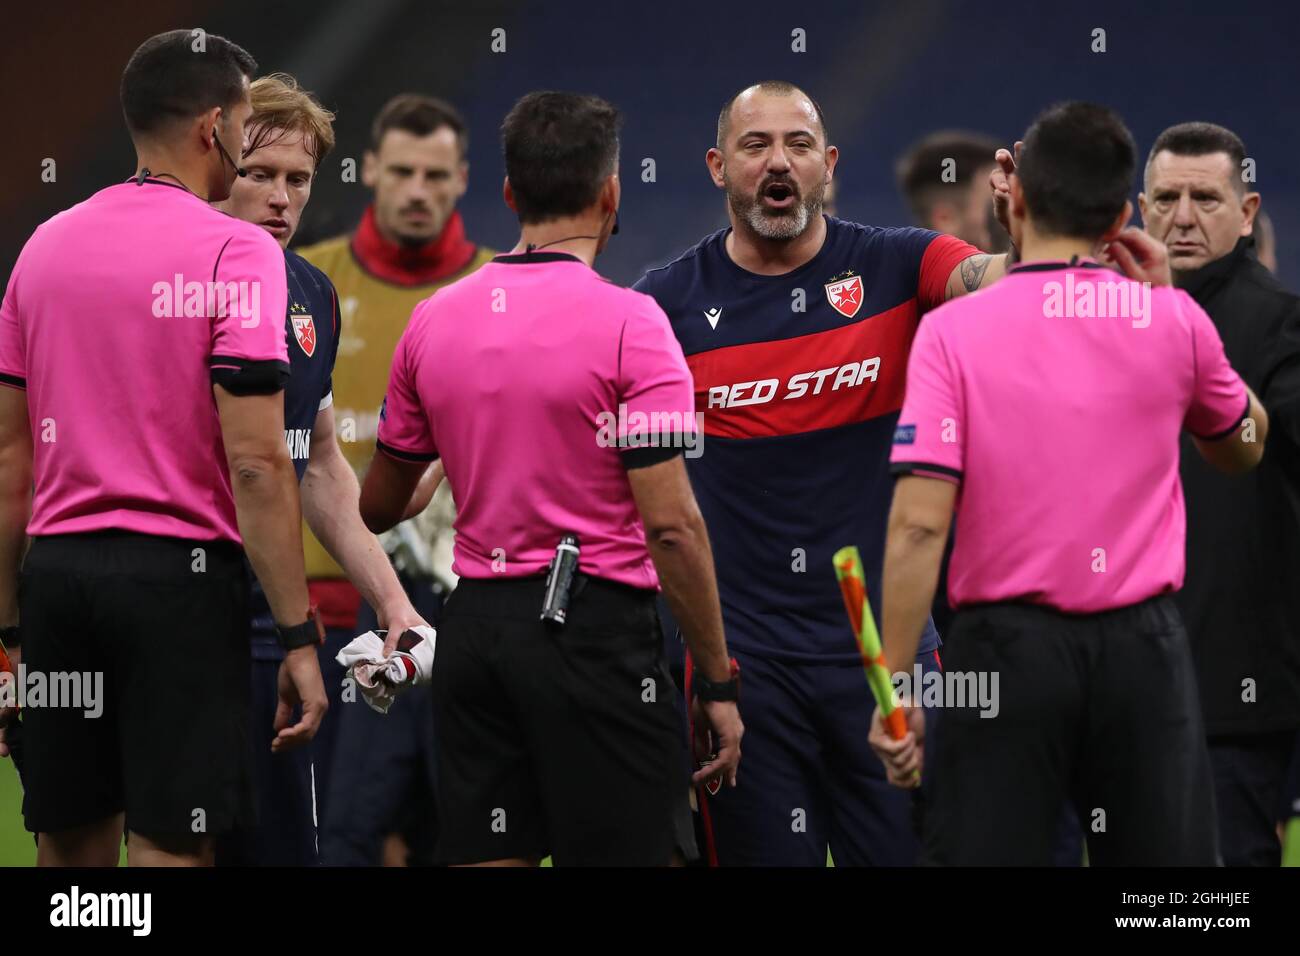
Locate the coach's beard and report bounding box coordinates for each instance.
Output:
[729,179,823,241]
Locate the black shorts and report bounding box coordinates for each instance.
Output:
[433,575,690,866]
[922,595,1217,866]
[20,531,254,838]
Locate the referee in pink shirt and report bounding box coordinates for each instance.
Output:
[871,102,1267,865]
[361,91,742,866]
[0,31,326,866]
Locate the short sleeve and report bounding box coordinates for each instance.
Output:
[917,233,982,312]
[0,245,28,389]
[1182,293,1249,440]
[209,227,290,395]
[890,317,964,483]
[375,314,438,463]
[616,295,697,469]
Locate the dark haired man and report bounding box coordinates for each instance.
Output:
[1141,121,1300,866]
[895,130,1007,254]
[360,90,742,866]
[297,93,492,866]
[0,30,324,866]
[874,103,1265,865]
[634,80,1007,867]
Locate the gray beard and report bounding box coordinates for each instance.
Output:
[728,185,823,241]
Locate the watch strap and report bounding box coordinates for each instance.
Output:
[694,657,740,702]
[277,606,325,652]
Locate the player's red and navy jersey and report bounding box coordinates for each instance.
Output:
[250,249,342,654]
[282,249,342,481]
[633,215,977,662]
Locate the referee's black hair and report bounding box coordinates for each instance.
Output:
[1016,101,1136,240]
[501,91,621,225]
[120,29,257,137]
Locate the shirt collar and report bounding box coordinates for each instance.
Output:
[1174,235,1256,299]
[492,251,584,265]
[349,205,478,287]
[1007,254,1106,275]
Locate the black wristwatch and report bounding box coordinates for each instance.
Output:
[0,625,19,651]
[694,657,740,703]
[276,606,324,652]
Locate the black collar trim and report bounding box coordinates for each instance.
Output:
[126,176,193,193]
[1008,257,1107,275]
[493,251,583,265]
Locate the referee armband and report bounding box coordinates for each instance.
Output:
[620,441,685,470]
[210,356,291,396]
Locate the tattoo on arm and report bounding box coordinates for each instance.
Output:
[960,254,992,292]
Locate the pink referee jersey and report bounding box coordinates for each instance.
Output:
[891,258,1249,613]
[0,179,290,542]
[377,250,697,589]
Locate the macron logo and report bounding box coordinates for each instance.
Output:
[50,886,152,936]
[703,308,722,330]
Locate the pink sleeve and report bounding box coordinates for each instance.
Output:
[376,316,437,462]
[0,248,27,388]
[1182,292,1249,439]
[918,234,982,312]
[210,227,289,365]
[616,296,697,464]
[890,317,964,483]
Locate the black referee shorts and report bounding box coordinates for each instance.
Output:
[922,595,1217,866]
[19,531,254,839]
[433,575,690,866]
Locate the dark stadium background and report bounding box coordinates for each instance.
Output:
[1,0,1297,288]
[1,0,1297,864]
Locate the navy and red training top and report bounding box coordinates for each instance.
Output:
[634,216,976,662]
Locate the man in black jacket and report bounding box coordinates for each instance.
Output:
[1141,121,1300,865]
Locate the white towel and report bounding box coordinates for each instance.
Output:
[336,625,436,714]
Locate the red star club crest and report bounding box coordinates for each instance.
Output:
[291,314,316,357]
[824,274,863,318]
